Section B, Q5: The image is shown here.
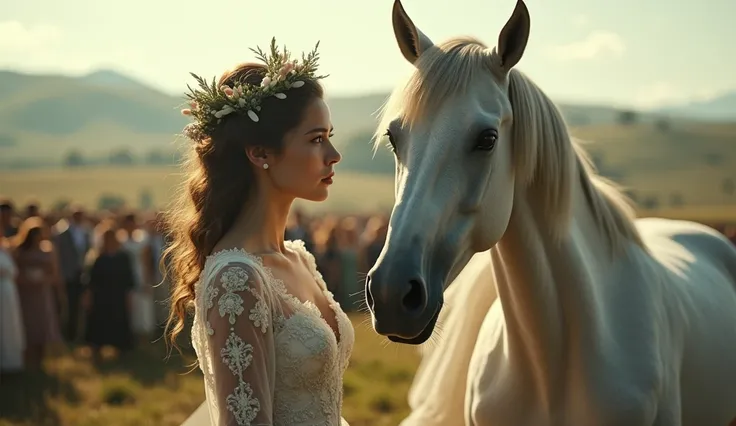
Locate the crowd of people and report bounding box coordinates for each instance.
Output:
[0,197,388,374]
[2,194,734,376]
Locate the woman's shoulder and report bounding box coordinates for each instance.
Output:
[202,248,276,297]
[205,248,265,277]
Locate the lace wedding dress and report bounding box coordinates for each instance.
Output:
[190,240,355,426]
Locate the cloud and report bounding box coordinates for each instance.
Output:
[547,31,625,61]
[572,14,590,28]
[0,22,146,78]
[633,82,730,109]
[634,82,681,109]
[0,21,61,52]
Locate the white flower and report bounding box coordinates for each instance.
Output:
[226,382,260,425]
[220,333,254,376]
[204,284,219,310]
[214,105,235,119]
[291,80,305,88]
[260,77,271,87]
[218,292,244,324]
[248,297,270,334]
[274,93,286,99]
[247,110,259,122]
[220,267,249,292]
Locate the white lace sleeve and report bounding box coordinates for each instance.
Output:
[206,262,276,426]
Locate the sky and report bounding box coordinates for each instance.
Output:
[1,0,734,110]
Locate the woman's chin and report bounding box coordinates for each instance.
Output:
[302,188,330,203]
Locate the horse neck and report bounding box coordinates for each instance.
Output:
[491,164,614,402]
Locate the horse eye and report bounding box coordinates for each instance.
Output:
[475,129,498,151]
[384,130,396,150]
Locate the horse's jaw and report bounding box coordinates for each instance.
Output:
[386,305,442,345]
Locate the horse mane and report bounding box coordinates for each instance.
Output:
[372,36,493,148]
[374,36,643,254]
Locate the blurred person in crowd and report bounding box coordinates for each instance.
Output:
[316,223,344,301]
[82,224,135,360]
[358,214,388,275]
[119,212,155,342]
[0,219,25,373]
[724,225,736,245]
[145,213,171,329]
[24,201,40,219]
[52,205,92,342]
[1,198,18,238]
[285,208,314,253]
[337,216,360,311]
[11,216,62,368]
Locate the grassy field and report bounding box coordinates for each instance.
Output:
[0,313,420,426]
[1,160,735,222]
[0,167,396,215]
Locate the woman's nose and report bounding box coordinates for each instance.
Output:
[328,144,342,165]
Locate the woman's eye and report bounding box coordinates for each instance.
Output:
[313,134,334,144]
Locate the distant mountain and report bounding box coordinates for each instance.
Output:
[657,92,736,122]
[0,69,732,173]
[78,69,156,91]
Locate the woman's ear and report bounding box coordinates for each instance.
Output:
[245,146,269,169]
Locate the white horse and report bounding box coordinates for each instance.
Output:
[365,1,736,425]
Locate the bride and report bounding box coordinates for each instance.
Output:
[164,38,355,426]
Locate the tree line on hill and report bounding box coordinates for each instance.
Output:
[63,148,182,168]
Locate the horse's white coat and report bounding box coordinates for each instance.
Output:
[368,1,736,425]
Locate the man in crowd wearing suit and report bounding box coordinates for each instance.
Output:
[53,206,91,342]
[0,199,18,238]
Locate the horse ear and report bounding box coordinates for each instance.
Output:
[497,0,531,72]
[392,0,434,65]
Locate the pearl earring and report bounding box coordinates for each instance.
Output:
[263,163,269,170]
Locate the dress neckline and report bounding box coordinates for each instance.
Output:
[206,240,344,346]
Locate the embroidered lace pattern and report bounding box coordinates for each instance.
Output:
[191,240,355,426]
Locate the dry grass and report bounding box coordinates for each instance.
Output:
[0,314,420,426]
[2,132,735,218]
[0,167,395,215]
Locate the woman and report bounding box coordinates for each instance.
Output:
[165,38,354,426]
[82,224,135,358]
[119,212,155,341]
[0,220,25,373]
[12,217,62,367]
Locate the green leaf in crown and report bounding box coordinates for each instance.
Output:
[180,37,327,142]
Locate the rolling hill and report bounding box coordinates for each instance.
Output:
[657,92,736,122]
[0,69,735,211]
[1,68,722,168]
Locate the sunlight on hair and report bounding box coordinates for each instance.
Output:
[372,35,642,254]
[373,37,494,151]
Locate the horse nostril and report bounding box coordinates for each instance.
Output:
[401,278,427,313]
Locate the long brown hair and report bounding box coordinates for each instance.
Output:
[12,216,46,252]
[163,62,324,351]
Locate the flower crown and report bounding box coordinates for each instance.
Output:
[180,38,326,142]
